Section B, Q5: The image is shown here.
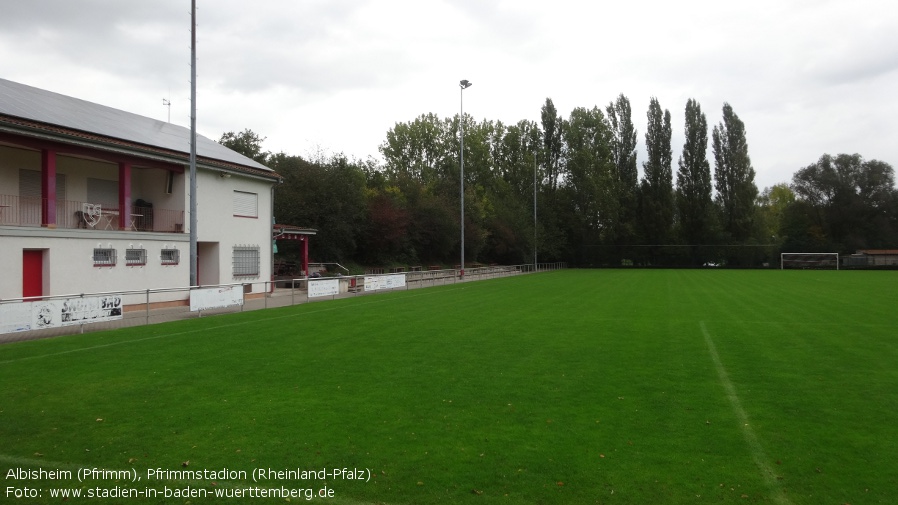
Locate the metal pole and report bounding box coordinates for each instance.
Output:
[534,149,538,272]
[459,85,465,279]
[189,0,198,287]
[145,288,150,326]
[459,80,472,279]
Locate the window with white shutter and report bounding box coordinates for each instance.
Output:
[233,191,258,218]
[19,169,66,225]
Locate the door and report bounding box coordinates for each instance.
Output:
[197,242,220,287]
[23,249,43,299]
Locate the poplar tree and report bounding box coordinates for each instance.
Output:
[712,103,758,242]
[606,93,639,243]
[540,98,564,195]
[676,99,714,245]
[640,97,674,244]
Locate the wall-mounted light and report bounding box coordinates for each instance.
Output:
[220,172,231,178]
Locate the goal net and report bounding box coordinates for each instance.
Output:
[780,252,839,270]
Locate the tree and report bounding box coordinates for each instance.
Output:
[219,129,270,165]
[779,199,828,252]
[493,120,540,199]
[488,120,542,263]
[270,153,367,262]
[540,98,564,195]
[791,154,898,250]
[606,93,639,244]
[712,103,758,242]
[379,113,454,185]
[362,186,410,264]
[561,106,616,247]
[676,99,714,246]
[640,97,674,246]
[537,98,568,260]
[757,183,795,243]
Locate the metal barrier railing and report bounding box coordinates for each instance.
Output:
[0,263,566,342]
[0,194,184,232]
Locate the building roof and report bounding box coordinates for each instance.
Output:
[0,77,273,176]
[856,249,898,255]
[273,224,317,238]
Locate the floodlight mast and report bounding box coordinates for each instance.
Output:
[189,0,198,287]
[534,150,537,272]
[459,79,472,278]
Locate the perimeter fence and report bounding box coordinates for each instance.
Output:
[0,263,566,343]
[579,244,780,268]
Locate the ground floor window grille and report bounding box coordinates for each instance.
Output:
[233,245,260,276]
[125,248,147,266]
[161,248,180,265]
[93,248,117,267]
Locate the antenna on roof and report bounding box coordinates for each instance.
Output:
[162,98,171,123]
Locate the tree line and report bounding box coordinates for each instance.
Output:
[220,95,898,268]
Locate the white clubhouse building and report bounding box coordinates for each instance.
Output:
[0,78,281,305]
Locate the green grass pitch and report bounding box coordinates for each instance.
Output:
[1,269,896,504]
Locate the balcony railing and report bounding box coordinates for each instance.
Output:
[0,194,184,233]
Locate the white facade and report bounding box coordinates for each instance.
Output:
[0,78,279,306]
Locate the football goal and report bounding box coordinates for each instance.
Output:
[781,252,840,270]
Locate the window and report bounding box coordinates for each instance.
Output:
[19,169,66,226]
[125,248,147,266]
[233,245,260,276]
[161,248,180,265]
[233,191,258,218]
[87,178,119,207]
[93,248,117,267]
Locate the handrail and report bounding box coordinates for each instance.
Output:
[1,263,567,339]
[308,262,350,274]
[0,282,250,304]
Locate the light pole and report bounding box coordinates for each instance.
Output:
[459,79,472,278]
[534,149,538,272]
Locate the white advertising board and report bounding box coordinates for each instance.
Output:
[364,274,406,292]
[0,295,124,335]
[190,286,244,312]
[0,302,34,334]
[308,278,340,298]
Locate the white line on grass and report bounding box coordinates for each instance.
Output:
[0,287,466,365]
[700,321,793,505]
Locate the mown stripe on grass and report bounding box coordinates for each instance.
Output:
[700,321,792,505]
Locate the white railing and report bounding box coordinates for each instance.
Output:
[0,263,566,341]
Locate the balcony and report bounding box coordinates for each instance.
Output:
[0,194,184,233]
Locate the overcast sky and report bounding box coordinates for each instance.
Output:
[3,0,897,189]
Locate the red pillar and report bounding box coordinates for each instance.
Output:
[41,150,57,228]
[118,162,132,230]
[302,236,310,277]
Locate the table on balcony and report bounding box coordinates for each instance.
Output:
[98,210,143,231]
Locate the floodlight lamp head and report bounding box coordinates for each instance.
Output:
[460,79,472,89]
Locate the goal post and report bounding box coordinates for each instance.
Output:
[780,252,840,270]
